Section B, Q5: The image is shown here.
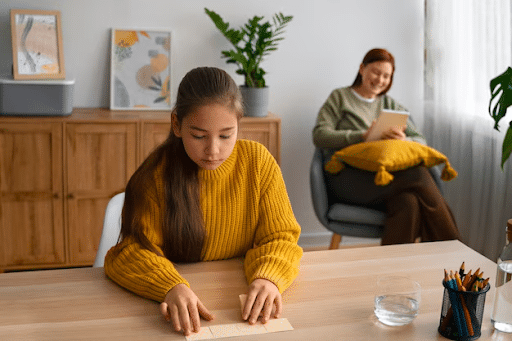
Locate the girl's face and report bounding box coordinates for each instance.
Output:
[358,61,393,98]
[172,103,238,170]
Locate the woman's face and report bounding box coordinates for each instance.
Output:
[172,103,238,170]
[358,61,393,98]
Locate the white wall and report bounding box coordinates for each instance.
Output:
[0,0,424,248]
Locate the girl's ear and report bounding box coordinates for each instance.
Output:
[171,113,181,137]
[359,63,365,75]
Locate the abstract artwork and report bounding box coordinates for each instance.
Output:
[110,28,172,110]
[10,9,66,80]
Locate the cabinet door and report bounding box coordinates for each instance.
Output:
[239,119,281,164]
[0,123,64,268]
[65,123,137,265]
[140,122,171,163]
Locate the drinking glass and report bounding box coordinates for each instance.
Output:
[374,276,421,326]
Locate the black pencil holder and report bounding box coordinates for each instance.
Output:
[438,280,490,340]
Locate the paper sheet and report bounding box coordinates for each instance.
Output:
[185,294,293,340]
[185,319,293,340]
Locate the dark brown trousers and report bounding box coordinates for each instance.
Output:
[325,165,460,245]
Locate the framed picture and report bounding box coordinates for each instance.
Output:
[10,9,66,80]
[110,28,172,110]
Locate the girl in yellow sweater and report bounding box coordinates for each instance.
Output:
[104,66,302,336]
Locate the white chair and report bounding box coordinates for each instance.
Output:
[93,192,125,267]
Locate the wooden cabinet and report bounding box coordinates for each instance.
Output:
[140,122,170,161]
[238,116,281,165]
[0,108,280,271]
[65,123,137,265]
[0,123,65,268]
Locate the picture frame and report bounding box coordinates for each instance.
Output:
[110,28,172,111]
[10,9,66,80]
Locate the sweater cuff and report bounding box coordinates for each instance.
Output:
[244,243,302,293]
[104,245,190,302]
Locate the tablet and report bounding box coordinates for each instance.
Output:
[366,109,409,141]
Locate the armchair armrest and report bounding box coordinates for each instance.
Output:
[310,148,330,226]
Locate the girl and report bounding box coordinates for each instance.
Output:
[312,48,460,244]
[105,67,302,336]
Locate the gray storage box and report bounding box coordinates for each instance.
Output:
[0,75,74,116]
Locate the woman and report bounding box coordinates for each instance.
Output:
[312,48,459,245]
[105,67,302,336]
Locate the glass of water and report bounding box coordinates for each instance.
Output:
[374,276,421,326]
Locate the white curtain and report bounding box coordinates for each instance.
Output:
[425,0,512,261]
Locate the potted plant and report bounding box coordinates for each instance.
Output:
[489,67,512,168]
[205,8,293,117]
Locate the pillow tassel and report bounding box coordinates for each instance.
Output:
[324,157,345,174]
[441,161,458,181]
[375,165,393,186]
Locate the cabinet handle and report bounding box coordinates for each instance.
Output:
[53,193,60,199]
[67,193,74,199]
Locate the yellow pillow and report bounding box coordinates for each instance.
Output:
[324,140,457,186]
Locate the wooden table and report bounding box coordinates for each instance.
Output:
[1,240,511,340]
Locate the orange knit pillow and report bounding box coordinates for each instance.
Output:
[324,140,457,186]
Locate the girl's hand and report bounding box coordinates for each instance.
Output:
[381,125,406,140]
[363,120,377,141]
[160,283,214,336]
[242,279,282,324]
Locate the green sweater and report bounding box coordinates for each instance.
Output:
[312,87,426,153]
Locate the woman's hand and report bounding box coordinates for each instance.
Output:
[381,125,406,140]
[242,279,282,325]
[363,120,377,141]
[160,283,214,336]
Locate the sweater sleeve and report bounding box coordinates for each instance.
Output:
[312,89,366,149]
[243,150,303,293]
[104,182,189,303]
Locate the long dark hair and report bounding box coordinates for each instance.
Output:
[351,48,395,96]
[120,67,243,263]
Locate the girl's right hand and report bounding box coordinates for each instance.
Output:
[160,283,214,336]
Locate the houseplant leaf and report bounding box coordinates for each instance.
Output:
[489,67,512,131]
[501,123,512,169]
[205,8,293,88]
[489,67,512,167]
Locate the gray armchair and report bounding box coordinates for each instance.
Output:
[309,147,444,249]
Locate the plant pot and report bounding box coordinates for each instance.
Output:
[239,86,269,117]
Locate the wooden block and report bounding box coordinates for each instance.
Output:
[209,324,240,338]
[263,318,294,332]
[185,327,214,340]
[235,322,267,335]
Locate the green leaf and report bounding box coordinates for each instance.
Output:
[501,123,512,169]
[154,96,167,103]
[205,8,293,87]
[205,8,243,45]
[489,67,512,131]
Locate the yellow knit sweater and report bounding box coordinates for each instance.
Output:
[104,140,303,302]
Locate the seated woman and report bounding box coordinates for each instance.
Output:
[312,48,460,245]
[105,66,302,336]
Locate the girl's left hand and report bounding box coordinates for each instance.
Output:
[242,278,282,324]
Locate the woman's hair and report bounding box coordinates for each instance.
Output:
[351,48,395,95]
[120,67,243,263]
